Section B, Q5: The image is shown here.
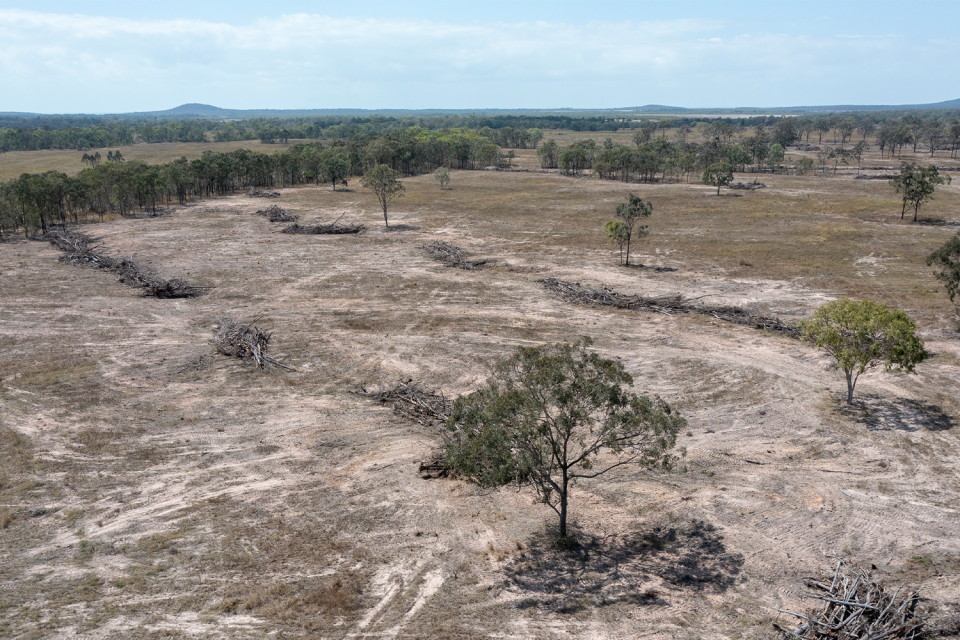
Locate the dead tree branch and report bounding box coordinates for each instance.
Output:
[539,278,800,337]
[211,316,293,371]
[423,240,490,269]
[773,557,925,639]
[47,231,203,298]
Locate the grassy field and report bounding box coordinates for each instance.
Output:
[1,147,960,639]
[0,140,315,181]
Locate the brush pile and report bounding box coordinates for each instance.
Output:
[424,240,490,269]
[211,316,292,370]
[280,217,364,235]
[855,173,900,180]
[539,278,799,337]
[357,380,452,428]
[256,205,298,223]
[729,181,766,190]
[247,187,281,198]
[774,558,925,639]
[47,231,201,298]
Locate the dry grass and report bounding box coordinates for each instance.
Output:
[0,139,314,180]
[0,145,959,639]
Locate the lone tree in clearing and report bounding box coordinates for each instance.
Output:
[360,164,404,227]
[433,167,450,189]
[445,339,685,540]
[604,221,629,265]
[801,299,927,404]
[928,232,960,321]
[702,161,734,195]
[604,193,652,266]
[892,163,951,222]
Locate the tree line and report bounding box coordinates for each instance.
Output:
[5,109,960,155]
[0,128,508,237]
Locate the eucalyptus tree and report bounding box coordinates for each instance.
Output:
[608,193,652,266]
[802,299,927,404]
[928,233,960,321]
[702,162,734,195]
[445,339,685,540]
[891,163,950,222]
[360,164,404,227]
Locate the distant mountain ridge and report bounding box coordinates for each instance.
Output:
[625,99,960,114]
[3,99,960,119]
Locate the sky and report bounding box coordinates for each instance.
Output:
[1,0,959,114]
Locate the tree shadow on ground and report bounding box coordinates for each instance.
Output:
[840,394,955,432]
[622,263,678,273]
[384,224,421,232]
[504,519,743,613]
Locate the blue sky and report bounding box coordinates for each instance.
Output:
[1,1,958,113]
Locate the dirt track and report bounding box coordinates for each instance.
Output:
[1,173,959,639]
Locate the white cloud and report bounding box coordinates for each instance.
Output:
[0,9,956,112]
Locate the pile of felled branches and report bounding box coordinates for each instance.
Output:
[774,558,925,639]
[539,278,799,337]
[357,379,452,428]
[855,174,900,180]
[211,316,292,371]
[47,231,202,298]
[256,205,298,223]
[424,240,490,270]
[729,181,766,190]
[280,215,364,235]
[356,380,457,476]
[247,187,280,198]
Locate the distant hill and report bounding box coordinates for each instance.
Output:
[160,103,230,116]
[3,99,959,120]
[147,99,960,117]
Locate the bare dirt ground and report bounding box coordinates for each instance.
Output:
[2,168,959,639]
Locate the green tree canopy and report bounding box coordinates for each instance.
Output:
[702,161,734,195]
[322,153,349,191]
[801,298,927,404]
[604,220,629,265]
[433,166,450,189]
[360,164,404,227]
[608,193,652,266]
[445,339,685,539]
[927,232,960,313]
[891,163,950,222]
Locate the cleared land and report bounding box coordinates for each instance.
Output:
[1,159,960,639]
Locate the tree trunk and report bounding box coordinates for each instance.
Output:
[716,183,721,195]
[625,236,631,266]
[845,370,855,404]
[382,203,389,228]
[559,476,569,539]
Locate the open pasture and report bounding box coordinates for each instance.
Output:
[1,164,960,639]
